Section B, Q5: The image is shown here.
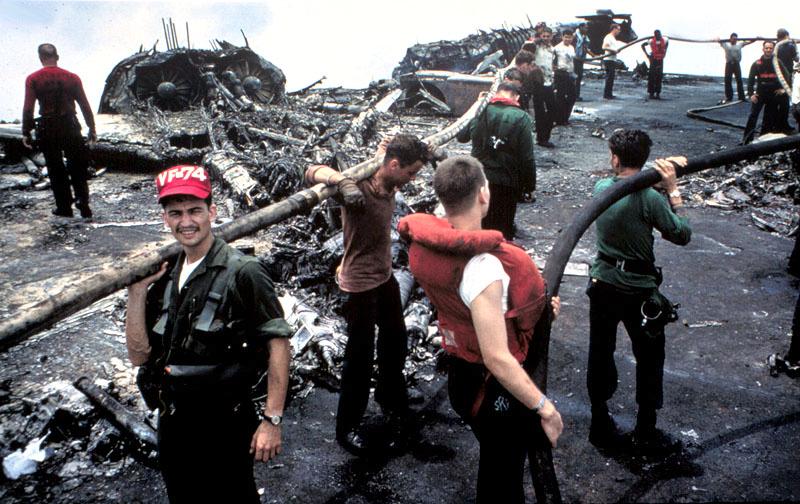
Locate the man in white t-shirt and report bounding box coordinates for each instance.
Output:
[399,155,563,503]
[553,29,577,125]
[602,24,624,99]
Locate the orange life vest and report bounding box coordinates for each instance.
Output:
[650,38,668,60]
[398,213,546,364]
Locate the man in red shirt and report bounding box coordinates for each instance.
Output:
[22,43,96,219]
[641,30,669,99]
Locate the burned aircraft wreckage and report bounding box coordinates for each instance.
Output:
[1,11,800,502]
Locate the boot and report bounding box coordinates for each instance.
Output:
[589,405,625,451]
[632,407,682,455]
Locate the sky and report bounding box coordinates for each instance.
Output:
[0,0,795,120]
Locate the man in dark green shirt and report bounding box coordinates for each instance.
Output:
[586,130,691,454]
[125,165,292,503]
[457,81,536,240]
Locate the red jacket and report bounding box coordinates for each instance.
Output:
[398,213,546,364]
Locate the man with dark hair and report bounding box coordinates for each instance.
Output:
[531,26,557,147]
[305,134,432,455]
[602,24,624,99]
[457,82,536,240]
[22,43,97,219]
[775,29,798,132]
[125,165,292,503]
[553,29,577,125]
[513,50,536,110]
[586,129,691,454]
[717,33,754,103]
[743,41,783,144]
[503,68,525,88]
[574,23,591,101]
[641,30,669,99]
[398,155,563,503]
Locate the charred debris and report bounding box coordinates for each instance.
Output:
[1,19,800,501]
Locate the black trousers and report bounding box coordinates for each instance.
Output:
[648,59,664,96]
[776,92,792,132]
[482,182,518,240]
[587,280,665,412]
[743,93,780,144]
[531,83,555,143]
[36,114,91,214]
[574,59,585,99]
[448,358,554,504]
[158,400,260,504]
[724,61,745,101]
[336,275,408,434]
[789,291,800,363]
[553,70,576,124]
[603,61,617,98]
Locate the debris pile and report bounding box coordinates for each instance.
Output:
[680,149,800,235]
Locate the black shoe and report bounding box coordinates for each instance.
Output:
[603,95,616,100]
[589,413,626,451]
[336,430,368,456]
[385,413,410,454]
[649,94,655,99]
[576,96,584,102]
[77,205,93,220]
[632,427,684,455]
[52,208,74,218]
[537,141,556,148]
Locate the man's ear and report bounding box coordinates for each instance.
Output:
[208,203,218,221]
[479,183,490,205]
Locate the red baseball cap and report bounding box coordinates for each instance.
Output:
[155,165,212,202]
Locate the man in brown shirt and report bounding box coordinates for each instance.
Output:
[306,134,432,455]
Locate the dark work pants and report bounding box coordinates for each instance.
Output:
[603,61,616,98]
[158,400,260,504]
[482,182,518,241]
[448,358,554,504]
[587,280,665,412]
[776,93,792,132]
[532,83,555,143]
[794,104,800,133]
[36,114,91,214]
[553,70,576,124]
[743,94,780,144]
[724,61,745,101]
[648,59,664,96]
[789,291,800,363]
[574,59,585,99]
[336,275,408,435]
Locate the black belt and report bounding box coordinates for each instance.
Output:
[597,251,657,276]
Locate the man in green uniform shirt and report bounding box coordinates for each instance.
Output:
[586,130,691,454]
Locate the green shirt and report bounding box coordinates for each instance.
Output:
[456,102,536,191]
[590,176,691,291]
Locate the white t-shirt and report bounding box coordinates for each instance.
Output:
[458,253,510,313]
[534,45,555,86]
[178,255,206,291]
[603,33,622,62]
[792,61,800,105]
[554,42,576,73]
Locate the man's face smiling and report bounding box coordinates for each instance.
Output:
[162,197,216,251]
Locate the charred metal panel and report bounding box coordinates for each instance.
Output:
[576,9,637,55]
[392,27,534,79]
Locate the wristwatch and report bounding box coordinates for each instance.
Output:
[258,410,282,426]
[668,189,681,198]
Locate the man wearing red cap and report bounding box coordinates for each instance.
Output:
[124,165,291,503]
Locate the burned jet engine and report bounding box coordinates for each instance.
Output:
[99,40,286,114]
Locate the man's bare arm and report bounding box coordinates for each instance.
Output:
[124,262,168,366]
[470,281,563,446]
[251,337,290,462]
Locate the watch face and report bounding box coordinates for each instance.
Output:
[270,415,282,425]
